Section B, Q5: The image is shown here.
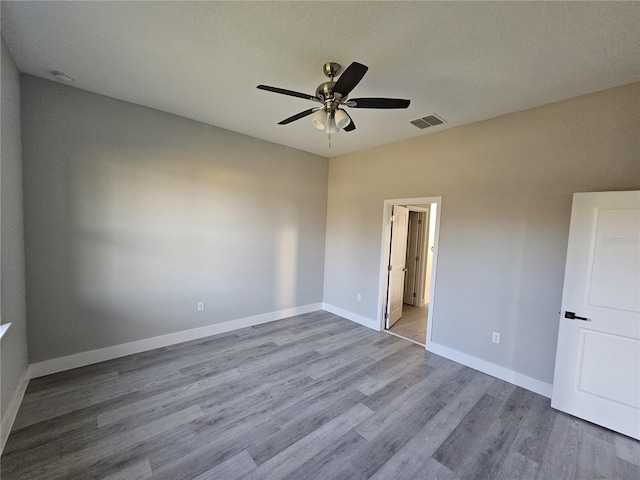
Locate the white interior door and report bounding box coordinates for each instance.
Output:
[551,191,640,439]
[386,205,409,328]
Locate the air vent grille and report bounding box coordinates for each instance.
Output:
[411,114,446,129]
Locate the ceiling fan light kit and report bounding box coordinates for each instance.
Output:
[312,109,349,133]
[325,115,339,134]
[312,111,326,130]
[257,61,411,143]
[334,109,350,129]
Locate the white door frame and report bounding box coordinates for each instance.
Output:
[377,196,443,350]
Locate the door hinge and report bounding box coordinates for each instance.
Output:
[415,256,419,262]
[390,215,395,222]
[384,312,390,320]
[388,265,392,272]
[413,292,417,297]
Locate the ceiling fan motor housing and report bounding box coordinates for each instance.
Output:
[316,82,341,101]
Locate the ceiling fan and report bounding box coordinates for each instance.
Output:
[257,62,410,134]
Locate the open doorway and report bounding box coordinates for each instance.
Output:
[377,197,441,347]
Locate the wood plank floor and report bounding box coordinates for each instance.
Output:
[2,311,638,479]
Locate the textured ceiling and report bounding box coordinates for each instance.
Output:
[2,1,639,158]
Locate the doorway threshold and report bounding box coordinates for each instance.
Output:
[383,329,425,347]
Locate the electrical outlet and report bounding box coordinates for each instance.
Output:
[357,293,362,301]
[492,332,501,344]
[197,302,205,312]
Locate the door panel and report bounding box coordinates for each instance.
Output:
[578,330,640,409]
[551,191,640,439]
[386,205,409,328]
[587,209,639,311]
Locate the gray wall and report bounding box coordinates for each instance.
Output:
[1,38,28,420]
[323,83,640,384]
[21,75,328,363]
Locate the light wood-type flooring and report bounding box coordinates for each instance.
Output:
[388,304,428,344]
[2,311,639,479]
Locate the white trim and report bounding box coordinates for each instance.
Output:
[406,205,430,213]
[322,303,379,331]
[29,303,322,379]
[424,201,441,348]
[322,297,551,398]
[1,365,32,454]
[373,197,551,399]
[377,196,442,344]
[427,341,553,398]
[0,323,12,339]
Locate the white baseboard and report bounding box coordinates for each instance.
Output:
[320,304,551,398]
[1,364,32,454]
[322,303,379,331]
[5,303,550,457]
[426,341,553,398]
[29,303,322,379]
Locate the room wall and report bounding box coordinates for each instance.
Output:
[1,38,28,422]
[21,75,328,363]
[323,82,640,385]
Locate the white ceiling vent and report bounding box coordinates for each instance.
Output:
[411,114,446,129]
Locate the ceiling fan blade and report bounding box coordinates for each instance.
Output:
[333,62,368,97]
[349,98,411,109]
[343,111,356,132]
[278,108,318,125]
[257,85,319,102]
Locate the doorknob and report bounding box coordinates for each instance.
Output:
[402,268,408,272]
[565,311,589,321]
